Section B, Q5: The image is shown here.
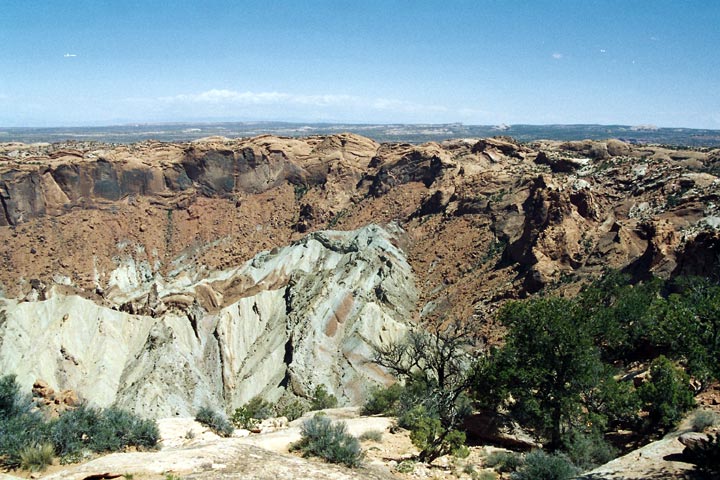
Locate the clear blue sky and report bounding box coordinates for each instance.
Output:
[1,0,718,128]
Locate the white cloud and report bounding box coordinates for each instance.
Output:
[117,88,501,124]
[551,52,563,60]
[158,89,453,117]
[161,89,358,107]
[63,53,77,58]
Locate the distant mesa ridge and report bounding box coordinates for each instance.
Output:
[1,121,719,146]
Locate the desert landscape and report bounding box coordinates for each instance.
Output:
[1,132,720,479]
[2,1,720,479]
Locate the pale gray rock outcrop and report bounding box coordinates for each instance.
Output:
[0,224,417,417]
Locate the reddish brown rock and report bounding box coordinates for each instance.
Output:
[0,134,718,330]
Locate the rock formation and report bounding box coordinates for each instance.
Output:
[1,133,719,413]
[0,225,416,417]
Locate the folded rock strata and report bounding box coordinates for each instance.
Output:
[0,224,416,417]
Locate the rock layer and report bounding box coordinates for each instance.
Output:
[0,225,416,417]
[1,134,719,356]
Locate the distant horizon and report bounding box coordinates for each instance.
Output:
[2,119,719,132]
[3,121,720,148]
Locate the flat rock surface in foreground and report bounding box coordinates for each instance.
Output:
[41,442,392,480]
[42,412,395,480]
[577,431,697,480]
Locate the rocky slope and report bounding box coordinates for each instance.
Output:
[0,225,415,416]
[1,133,719,412]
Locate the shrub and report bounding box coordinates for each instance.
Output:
[51,404,159,456]
[243,396,274,420]
[195,406,234,437]
[589,373,642,432]
[691,410,718,432]
[51,404,102,456]
[0,376,157,468]
[562,430,617,471]
[396,460,415,473]
[510,450,580,480]
[0,375,48,469]
[231,406,255,429]
[484,450,524,473]
[232,396,276,429]
[362,383,404,416]
[89,407,159,452]
[0,375,32,419]
[401,405,468,462]
[358,430,383,442]
[639,356,695,432]
[123,413,160,449]
[310,385,338,411]
[0,409,51,469]
[291,413,363,467]
[278,398,308,422]
[19,443,54,472]
[653,277,720,385]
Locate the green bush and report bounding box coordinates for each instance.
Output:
[562,430,617,471]
[89,407,159,452]
[231,406,255,429]
[484,450,524,473]
[401,405,468,462]
[691,410,718,432]
[510,450,580,480]
[653,277,720,384]
[0,376,157,468]
[195,406,234,437]
[311,385,338,411]
[51,404,102,456]
[0,375,32,420]
[244,396,274,420]
[278,398,308,422]
[291,414,363,467]
[51,404,159,456]
[358,430,383,442]
[0,412,51,469]
[232,396,277,429]
[362,383,403,416]
[588,373,642,432]
[396,459,415,473]
[0,376,51,468]
[639,356,695,432]
[19,443,54,472]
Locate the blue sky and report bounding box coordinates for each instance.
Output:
[1,0,718,128]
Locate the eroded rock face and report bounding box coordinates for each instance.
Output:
[0,225,416,417]
[1,133,719,346]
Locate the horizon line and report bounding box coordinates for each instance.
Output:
[1,120,718,132]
